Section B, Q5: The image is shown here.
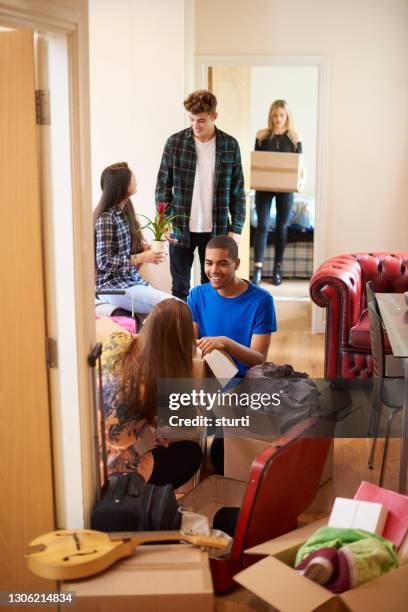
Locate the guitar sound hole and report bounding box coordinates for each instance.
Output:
[62,550,98,561]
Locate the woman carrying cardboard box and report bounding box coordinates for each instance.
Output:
[252,100,305,286]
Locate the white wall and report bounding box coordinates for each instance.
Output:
[196,0,408,258]
[89,0,194,292]
[250,66,317,198]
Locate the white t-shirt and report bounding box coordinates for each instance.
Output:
[189,137,216,233]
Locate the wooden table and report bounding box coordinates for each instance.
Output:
[377,293,408,492]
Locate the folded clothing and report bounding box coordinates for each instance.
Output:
[295,526,399,593]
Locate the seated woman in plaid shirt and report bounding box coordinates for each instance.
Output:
[94,162,176,313]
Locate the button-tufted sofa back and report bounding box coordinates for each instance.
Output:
[310,251,408,379]
[354,252,408,309]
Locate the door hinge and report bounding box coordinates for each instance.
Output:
[46,337,58,369]
[35,89,51,125]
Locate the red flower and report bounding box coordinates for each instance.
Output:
[157,202,167,214]
[156,201,168,224]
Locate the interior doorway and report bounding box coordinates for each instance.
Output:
[196,55,328,333]
[0,0,94,592]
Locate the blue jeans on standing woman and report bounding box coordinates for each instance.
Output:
[254,191,294,265]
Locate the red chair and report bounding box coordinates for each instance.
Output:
[310,252,408,379]
[210,417,333,593]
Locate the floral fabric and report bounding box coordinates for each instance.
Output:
[100,332,155,474]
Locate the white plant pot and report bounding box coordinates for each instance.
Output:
[151,240,167,254]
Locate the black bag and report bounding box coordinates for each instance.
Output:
[245,362,323,432]
[91,471,181,532]
[88,344,181,533]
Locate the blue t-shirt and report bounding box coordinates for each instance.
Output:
[187,281,277,376]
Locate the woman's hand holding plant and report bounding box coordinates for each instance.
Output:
[131,249,165,266]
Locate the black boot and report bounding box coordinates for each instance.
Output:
[252,266,262,286]
[272,263,282,286]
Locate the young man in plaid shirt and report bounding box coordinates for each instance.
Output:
[155,90,246,301]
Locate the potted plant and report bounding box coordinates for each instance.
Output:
[138,202,181,253]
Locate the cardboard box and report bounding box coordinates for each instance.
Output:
[250,150,302,193]
[234,519,408,611]
[61,544,213,612]
[203,349,238,384]
[224,435,333,487]
[399,531,408,565]
[181,475,247,524]
[192,349,238,384]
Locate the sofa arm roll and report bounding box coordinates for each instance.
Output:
[310,255,363,332]
[309,256,364,379]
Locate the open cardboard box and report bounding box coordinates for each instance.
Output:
[61,544,213,612]
[234,519,408,612]
[180,475,248,594]
[224,436,334,487]
[180,474,247,523]
[193,348,238,384]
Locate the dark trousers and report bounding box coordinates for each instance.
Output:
[253,191,294,265]
[170,232,211,301]
[210,435,240,537]
[149,440,203,489]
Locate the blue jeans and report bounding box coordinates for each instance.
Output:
[254,191,294,265]
[103,283,177,314]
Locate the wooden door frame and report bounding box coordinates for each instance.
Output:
[196,54,329,334]
[0,1,95,526]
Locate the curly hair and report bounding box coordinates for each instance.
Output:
[184,90,217,114]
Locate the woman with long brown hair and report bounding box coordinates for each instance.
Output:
[94,162,175,313]
[252,100,306,286]
[101,298,202,488]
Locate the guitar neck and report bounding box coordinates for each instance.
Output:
[109,530,186,547]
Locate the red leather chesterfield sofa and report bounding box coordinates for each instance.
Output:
[309,252,408,379]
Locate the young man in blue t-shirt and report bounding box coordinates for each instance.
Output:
[187,236,277,377]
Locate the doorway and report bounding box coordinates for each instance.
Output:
[196,55,328,333]
[0,0,94,593]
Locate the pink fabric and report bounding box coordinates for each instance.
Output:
[95,315,137,334]
[111,316,137,334]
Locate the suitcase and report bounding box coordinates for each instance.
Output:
[181,416,334,593]
[88,344,181,532]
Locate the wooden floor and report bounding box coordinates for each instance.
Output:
[215,299,401,611]
[268,299,325,377]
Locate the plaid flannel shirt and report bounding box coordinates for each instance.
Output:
[155,126,246,247]
[95,207,148,290]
